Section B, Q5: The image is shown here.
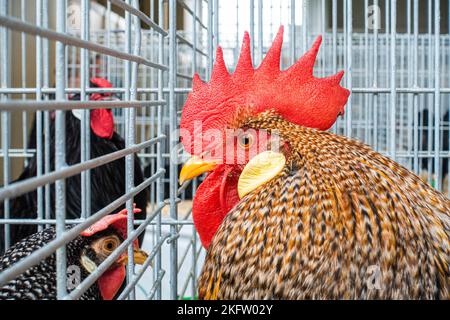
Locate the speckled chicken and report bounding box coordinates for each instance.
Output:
[0,207,147,300]
[178,26,450,299]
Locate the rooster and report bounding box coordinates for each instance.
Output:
[0,207,148,300]
[0,78,147,253]
[178,27,450,299]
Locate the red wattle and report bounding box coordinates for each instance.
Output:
[90,109,114,139]
[97,265,125,300]
[193,165,241,248]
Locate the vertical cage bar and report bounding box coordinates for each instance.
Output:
[207,0,213,76]
[20,0,28,163]
[390,0,397,160]
[346,0,353,138]
[36,0,44,231]
[373,0,379,151]
[413,0,419,172]
[364,0,369,142]
[155,0,164,300]
[447,0,449,197]
[406,0,413,169]
[1,0,10,251]
[80,0,90,219]
[106,1,111,80]
[169,0,178,300]
[250,0,255,63]
[434,0,441,190]
[257,0,263,64]
[302,0,307,54]
[427,0,433,182]
[55,0,67,299]
[43,0,51,223]
[213,0,219,52]
[331,0,337,134]
[290,0,295,64]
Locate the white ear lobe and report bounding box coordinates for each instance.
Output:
[72,109,83,121]
[238,151,286,199]
[80,254,97,274]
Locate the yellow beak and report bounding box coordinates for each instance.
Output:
[179,156,217,185]
[117,248,149,266]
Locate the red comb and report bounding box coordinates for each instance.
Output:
[80,206,142,246]
[90,77,113,90]
[180,26,350,155]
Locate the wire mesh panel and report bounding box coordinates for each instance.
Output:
[0,0,213,300]
[0,0,449,301]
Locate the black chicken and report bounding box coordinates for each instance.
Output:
[0,78,147,254]
[0,207,148,300]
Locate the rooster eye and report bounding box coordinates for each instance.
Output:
[238,133,254,149]
[101,237,119,254]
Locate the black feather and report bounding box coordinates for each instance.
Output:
[0,226,121,300]
[0,111,147,254]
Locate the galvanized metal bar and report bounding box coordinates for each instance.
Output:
[177,0,207,30]
[117,232,171,300]
[35,0,44,232]
[155,0,165,300]
[42,0,51,224]
[0,15,168,70]
[0,137,165,202]
[0,100,166,112]
[109,0,168,36]
[250,0,255,63]
[345,0,352,138]
[145,269,165,300]
[257,0,263,64]
[176,33,208,56]
[207,0,213,76]
[0,87,193,94]
[302,0,307,54]
[20,0,28,165]
[434,0,441,190]
[80,0,90,219]
[55,0,67,299]
[0,170,164,288]
[406,0,413,170]
[290,0,295,64]
[213,0,218,52]
[168,0,178,300]
[427,0,433,181]
[190,225,197,299]
[364,0,369,142]
[413,0,419,172]
[0,217,195,227]
[190,0,199,300]
[106,1,111,80]
[389,0,397,161]
[1,0,10,250]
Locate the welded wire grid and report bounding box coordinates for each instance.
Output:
[0,0,212,300]
[0,0,449,300]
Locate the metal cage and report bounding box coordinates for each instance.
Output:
[0,0,449,300]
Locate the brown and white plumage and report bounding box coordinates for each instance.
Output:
[198,113,450,299]
[178,26,450,300]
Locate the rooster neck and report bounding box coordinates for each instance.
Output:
[198,116,450,299]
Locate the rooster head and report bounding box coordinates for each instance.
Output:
[179,26,350,248]
[79,205,147,300]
